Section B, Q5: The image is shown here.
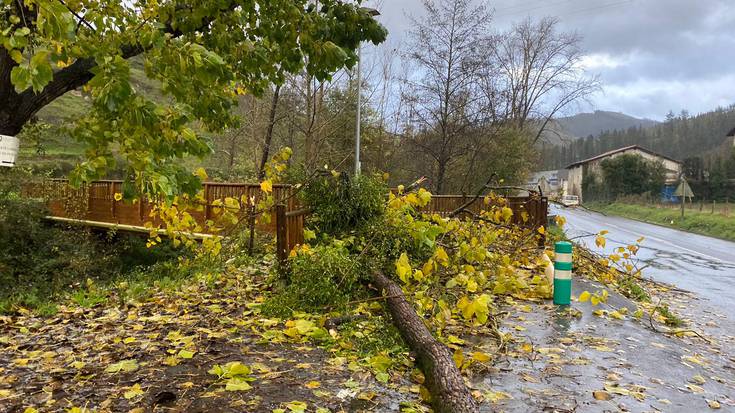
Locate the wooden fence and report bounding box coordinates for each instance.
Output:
[23,180,547,263]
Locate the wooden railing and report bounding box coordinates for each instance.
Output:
[22,179,297,232]
[23,180,548,263]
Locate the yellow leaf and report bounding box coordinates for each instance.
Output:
[304,381,321,389]
[452,349,465,369]
[395,253,412,284]
[484,389,512,403]
[124,384,144,399]
[471,352,492,363]
[593,390,610,400]
[578,291,591,302]
[708,400,721,409]
[114,192,123,201]
[537,226,545,235]
[417,188,432,206]
[690,375,706,385]
[225,377,252,391]
[500,207,513,223]
[595,235,606,248]
[609,310,625,320]
[194,167,208,180]
[434,247,449,266]
[555,215,566,227]
[682,355,706,366]
[105,359,138,373]
[260,180,273,193]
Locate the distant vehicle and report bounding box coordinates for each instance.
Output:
[560,195,580,206]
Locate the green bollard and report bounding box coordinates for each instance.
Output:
[554,241,573,305]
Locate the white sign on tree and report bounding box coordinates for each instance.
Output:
[0,135,20,167]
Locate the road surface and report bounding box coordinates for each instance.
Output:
[552,205,735,319]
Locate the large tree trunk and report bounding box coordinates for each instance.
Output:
[435,160,447,194]
[371,270,479,413]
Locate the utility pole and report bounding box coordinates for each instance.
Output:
[355,44,362,176]
[355,7,380,176]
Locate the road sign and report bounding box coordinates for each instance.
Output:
[0,135,19,167]
[674,179,694,198]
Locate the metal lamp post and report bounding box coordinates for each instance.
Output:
[355,7,380,176]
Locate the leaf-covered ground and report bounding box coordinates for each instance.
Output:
[0,262,412,413]
[489,277,735,411]
[1,256,733,412]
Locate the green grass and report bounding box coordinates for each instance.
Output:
[590,202,735,242]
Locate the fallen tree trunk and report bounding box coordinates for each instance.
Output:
[371,270,479,413]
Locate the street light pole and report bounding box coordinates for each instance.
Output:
[355,44,362,176]
[355,7,380,177]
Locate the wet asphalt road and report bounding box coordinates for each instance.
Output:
[552,205,735,320]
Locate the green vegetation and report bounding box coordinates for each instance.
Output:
[300,173,388,237]
[591,202,735,241]
[2,0,386,199]
[657,304,684,328]
[542,105,735,171]
[0,189,192,314]
[264,174,400,316]
[263,243,365,317]
[583,154,665,202]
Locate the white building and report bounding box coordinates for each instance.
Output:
[565,145,682,203]
[526,169,569,197]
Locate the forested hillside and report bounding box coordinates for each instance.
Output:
[556,110,658,140]
[541,105,735,169]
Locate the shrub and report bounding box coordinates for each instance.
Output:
[0,199,115,298]
[263,243,364,316]
[0,195,186,313]
[301,173,387,237]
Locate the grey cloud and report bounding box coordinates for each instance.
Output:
[368,0,735,119]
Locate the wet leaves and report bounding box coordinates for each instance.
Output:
[592,390,611,401]
[105,359,139,373]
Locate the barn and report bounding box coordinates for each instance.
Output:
[565,145,682,203]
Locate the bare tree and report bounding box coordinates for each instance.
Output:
[402,0,493,193]
[490,17,600,143]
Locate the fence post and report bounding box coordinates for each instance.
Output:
[204,183,211,220]
[109,182,116,219]
[712,200,716,214]
[276,204,288,266]
[538,198,547,248]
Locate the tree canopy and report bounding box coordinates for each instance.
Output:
[1,0,386,197]
[596,154,666,201]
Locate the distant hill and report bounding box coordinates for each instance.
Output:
[556,110,658,138]
[540,105,735,170]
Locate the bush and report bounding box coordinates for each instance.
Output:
[263,243,364,316]
[301,173,387,237]
[0,199,113,296]
[0,195,186,313]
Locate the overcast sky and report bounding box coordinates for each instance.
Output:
[366,0,735,121]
